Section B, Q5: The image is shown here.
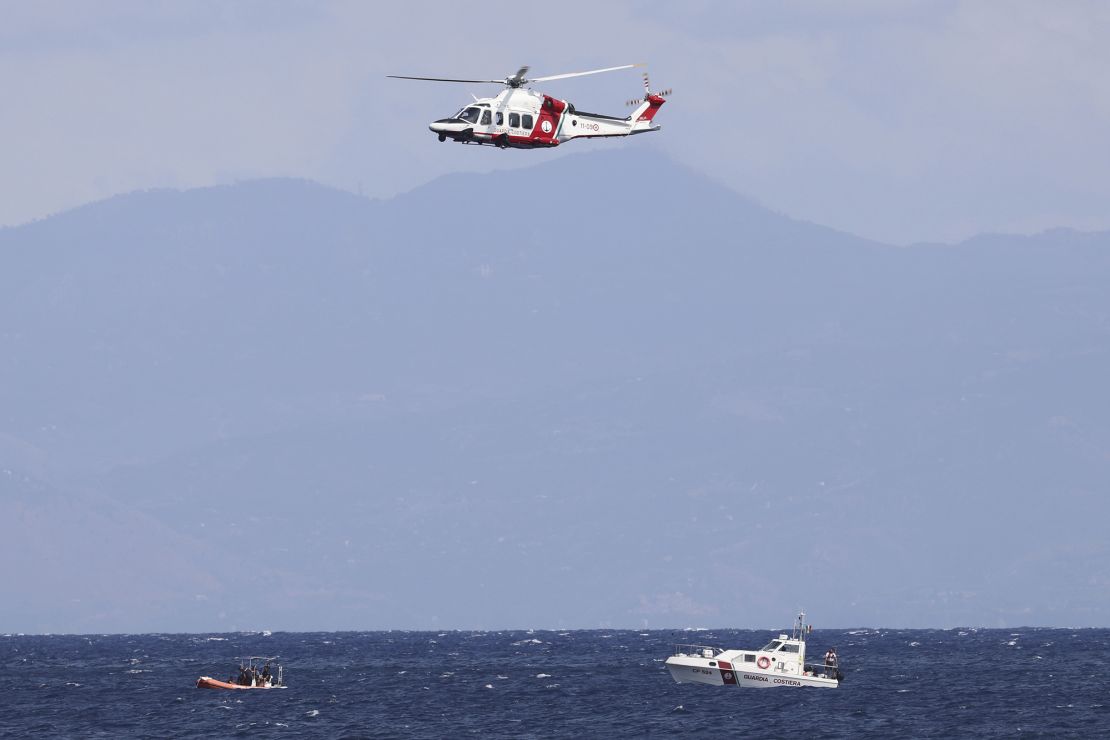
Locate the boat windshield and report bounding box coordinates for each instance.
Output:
[760,640,783,652]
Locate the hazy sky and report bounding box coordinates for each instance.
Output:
[3,0,1109,244]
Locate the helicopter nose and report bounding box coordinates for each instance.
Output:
[431,118,461,131]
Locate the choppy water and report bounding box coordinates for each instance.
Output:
[2,628,1107,738]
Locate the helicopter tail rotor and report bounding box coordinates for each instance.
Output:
[624,71,670,128]
[627,71,672,106]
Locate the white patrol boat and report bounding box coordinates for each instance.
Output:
[666,612,842,689]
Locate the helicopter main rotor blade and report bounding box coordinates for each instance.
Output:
[530,63,643,83]
[386,75,503,84]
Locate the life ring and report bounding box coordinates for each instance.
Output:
[757,656,771,669]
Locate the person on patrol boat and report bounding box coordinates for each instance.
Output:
[824,647,838,676]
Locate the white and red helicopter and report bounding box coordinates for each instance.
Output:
[388,64,669,149]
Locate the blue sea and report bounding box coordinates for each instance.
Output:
[2,628,1107,738]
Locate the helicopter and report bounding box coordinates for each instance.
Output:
[387,64,669,149]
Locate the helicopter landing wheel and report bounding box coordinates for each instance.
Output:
[496,134,509,148]
[438,134,446,142]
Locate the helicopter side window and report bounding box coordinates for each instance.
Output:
[480,109,492,126]
[509,112,520,128]
[457,107,481,124]
[522,114,534,130]
[495,112,503,126]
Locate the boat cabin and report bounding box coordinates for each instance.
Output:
[233,656,283,687]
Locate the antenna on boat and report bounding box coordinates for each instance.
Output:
[793,610,806,641]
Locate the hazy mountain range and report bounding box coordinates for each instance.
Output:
[3,149,1109,633]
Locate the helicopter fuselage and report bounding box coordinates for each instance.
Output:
[429,87,663,149]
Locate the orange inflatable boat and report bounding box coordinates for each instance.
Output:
[196,656,285,690]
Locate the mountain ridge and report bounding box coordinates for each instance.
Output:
[2,148,1109,632]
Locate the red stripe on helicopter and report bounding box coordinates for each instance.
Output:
[637,94,666,122]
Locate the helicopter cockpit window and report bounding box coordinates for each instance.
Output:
[522,114,534,130]
[509,112,520,128]
[480,109,492,125]
[456,107,481,124]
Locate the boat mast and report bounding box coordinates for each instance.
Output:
[792,610,807,642]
